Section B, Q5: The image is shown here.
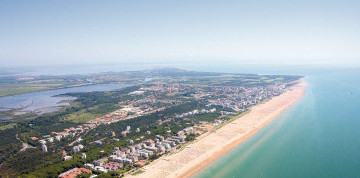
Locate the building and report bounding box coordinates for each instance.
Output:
[47,137,54,143]
[72,146,80,153]
[63,156,72,161]
[93,158,108,166]
[81,153,87,159]
[84,163,94,169]
[127,154,139,162]
[41,144,48,152]
[103,162,123,171]
[72,144,84,153]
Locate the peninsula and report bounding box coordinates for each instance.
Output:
[0,68,303,178]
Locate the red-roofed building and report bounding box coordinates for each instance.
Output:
[103,162,123,171]
[135,161,146,167]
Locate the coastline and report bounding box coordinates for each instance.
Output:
[129,80,306,178]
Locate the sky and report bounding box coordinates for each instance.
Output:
[0,0,359,67]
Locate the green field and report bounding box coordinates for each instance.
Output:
[0,87,50,96]
[61,104,121,123]
[0,123,16,130]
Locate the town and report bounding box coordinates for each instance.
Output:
[25,75,299,177]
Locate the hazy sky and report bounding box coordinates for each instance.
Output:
[1,0,359,67]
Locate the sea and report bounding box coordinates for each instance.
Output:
[2,63,360,177]
[193,65,360,178]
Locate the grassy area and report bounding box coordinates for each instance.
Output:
[265,77,284,83]
[61,104,121,123]
[131,170,145,176]
[62,111,103,123]
[0,123,16,130]
[0,87,50,96]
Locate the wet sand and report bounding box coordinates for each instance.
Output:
[129,81,306,178]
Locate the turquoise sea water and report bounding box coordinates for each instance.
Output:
[195,68,360,178]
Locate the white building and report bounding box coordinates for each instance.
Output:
[81,153,87,159]
[63,156,72,161]
[72,146,80,153]
[41,144,48,152]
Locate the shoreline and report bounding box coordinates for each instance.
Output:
[130,80,306,178]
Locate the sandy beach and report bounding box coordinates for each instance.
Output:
[128,81,306,178]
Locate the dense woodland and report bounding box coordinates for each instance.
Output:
[0,86,141,177]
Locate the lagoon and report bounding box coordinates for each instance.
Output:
[0,83,130,118]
